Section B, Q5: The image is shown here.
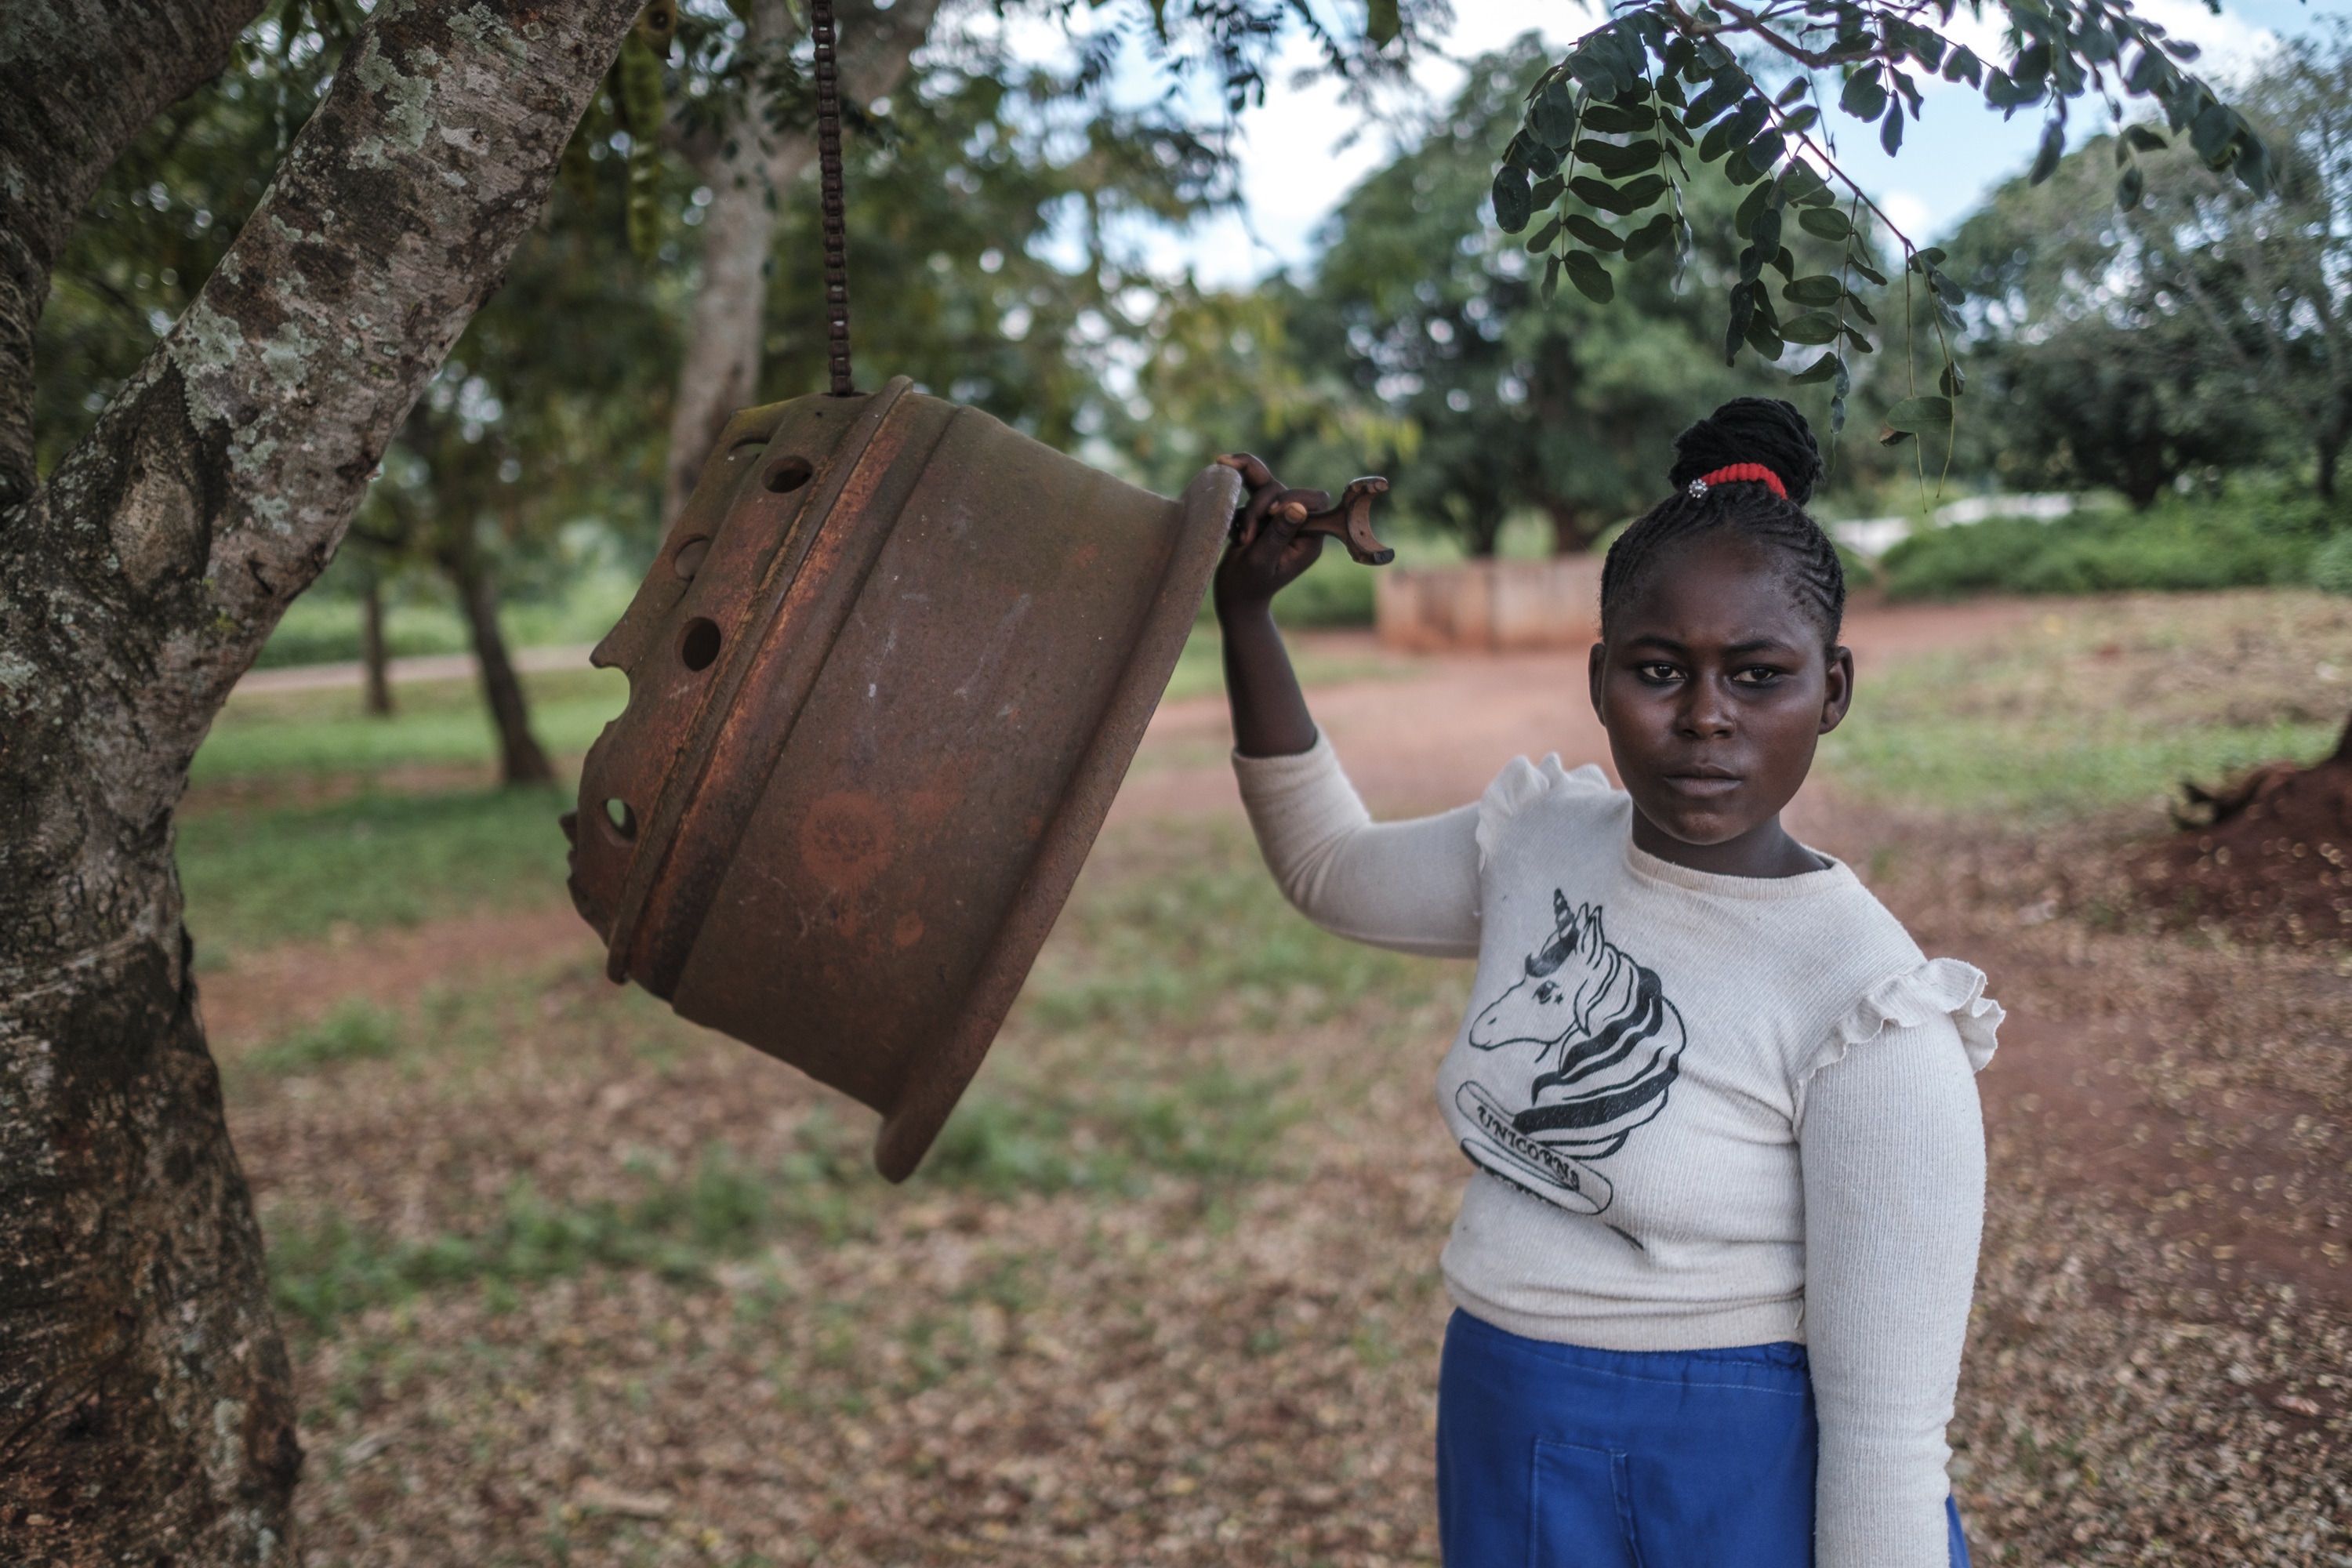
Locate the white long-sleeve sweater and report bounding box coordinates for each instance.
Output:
[1232,735,2000,1568]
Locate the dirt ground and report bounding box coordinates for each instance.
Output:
[199,593,2352,1566]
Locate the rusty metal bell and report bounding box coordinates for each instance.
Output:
[564,376,1241,1180]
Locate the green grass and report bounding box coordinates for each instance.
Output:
[242,1000,405,1075]
[252,569,642,669]
[193,668,627,783]
[1820,597,2352,821]
[180,785,573,954]
[269,1144,803,1331]
[1162,621,1404,704]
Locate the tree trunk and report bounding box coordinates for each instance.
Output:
[659,0,943,525]
[1543,498,1595,554]
[445,542,554,786]
[0,0,638,1555]
[361,569,394,716]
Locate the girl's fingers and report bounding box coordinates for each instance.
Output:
[1218,452,1277,492]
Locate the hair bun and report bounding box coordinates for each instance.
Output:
[1666,397,1824,507]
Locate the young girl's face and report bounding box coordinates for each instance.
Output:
[1586,532,1853,868]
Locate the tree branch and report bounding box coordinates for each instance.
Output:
[0,0,267,510]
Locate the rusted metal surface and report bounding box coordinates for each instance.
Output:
[564,377,1241,1179]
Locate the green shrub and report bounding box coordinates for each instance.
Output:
[2310,530,2352,596]
[1881,487,2339,600]
[1272,554,1377,626]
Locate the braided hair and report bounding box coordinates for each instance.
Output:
[1599,397,1847,649]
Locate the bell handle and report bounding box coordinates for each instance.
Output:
[1216,456,1396,567]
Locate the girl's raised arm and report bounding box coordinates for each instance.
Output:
[1214,454,1327,758]
[1215,456,1481,959]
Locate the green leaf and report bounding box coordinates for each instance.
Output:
[1777,77,1812,107]
[1939,360,1967,397]
[1493,166,1532,233]
[1577,138,1661,176]
[1883,395,1955,432]
[1367,0,1401,47]
[1751,206,1783,256]
[1582,103,1657,133]
[1571,175,1667,215]
[1782,274,1843,307]
[1526,216,1563,252]
[1778,162,1830,205]
[1745,309,1786,361]
[1792,352,1845,384]
[1841,67,1886,122]
[2120,123,2168,154]
[1726,280,1758,365]
[1735,180,1773,238]
[1530,175,1566,209]
[1797,206,1853,241]
[1780,312,1845,344]
[2027,118,2064,184]
[1698,119,1733,164]
[1621,212,1675,260]
[1879,101,1904,156]
[1541,252,1561,304]
[1768,245,1797,280]
[1564,213,1624,251]
[1943,45,1983,87]
[2235,136,2273,198]
[1878,427,1916,448]
[1686,72,1748,126]
[1842,292,1877,326]
[1744,129,1787,172]
[1842,325,1875,353]
[2190,101,2236,162]
[1530,79,1578,143]
[1563,249,1615,303]
[1850,257,1889,287]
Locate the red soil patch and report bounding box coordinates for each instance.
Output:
[2129,756,2352,946]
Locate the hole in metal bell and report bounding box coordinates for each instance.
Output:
[765,456,815,493]
[671,535,710,580]
[678,617,722,672]
[603,799,637,840]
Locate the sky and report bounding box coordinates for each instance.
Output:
[1010,0,2339,286]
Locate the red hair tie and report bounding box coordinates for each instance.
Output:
[1687,463,1787,500]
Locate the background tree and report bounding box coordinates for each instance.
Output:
[1301,35,1783,554]
[2114,24,2352,498]
[1944,134,2268,506]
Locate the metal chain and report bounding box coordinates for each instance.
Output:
[810,0,853,396]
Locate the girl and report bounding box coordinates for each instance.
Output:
[1215,398,1998,1568]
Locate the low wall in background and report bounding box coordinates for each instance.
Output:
[1374,555,1603,652]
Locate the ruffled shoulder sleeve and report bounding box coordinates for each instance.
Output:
[1800,956,2003,1091]
[1474,753,1610,869]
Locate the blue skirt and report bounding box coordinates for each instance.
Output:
[1437,1310,1969,1567]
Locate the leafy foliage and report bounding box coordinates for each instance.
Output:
[1483,0,2270,458]
[1292,37,1806,553]
[1879,487,2342,600]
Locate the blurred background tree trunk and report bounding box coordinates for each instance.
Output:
[660,0,944,526]
[361,565,395,717]
[443,532,555,786]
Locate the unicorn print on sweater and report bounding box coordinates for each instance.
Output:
[1454,892,1687,1227]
